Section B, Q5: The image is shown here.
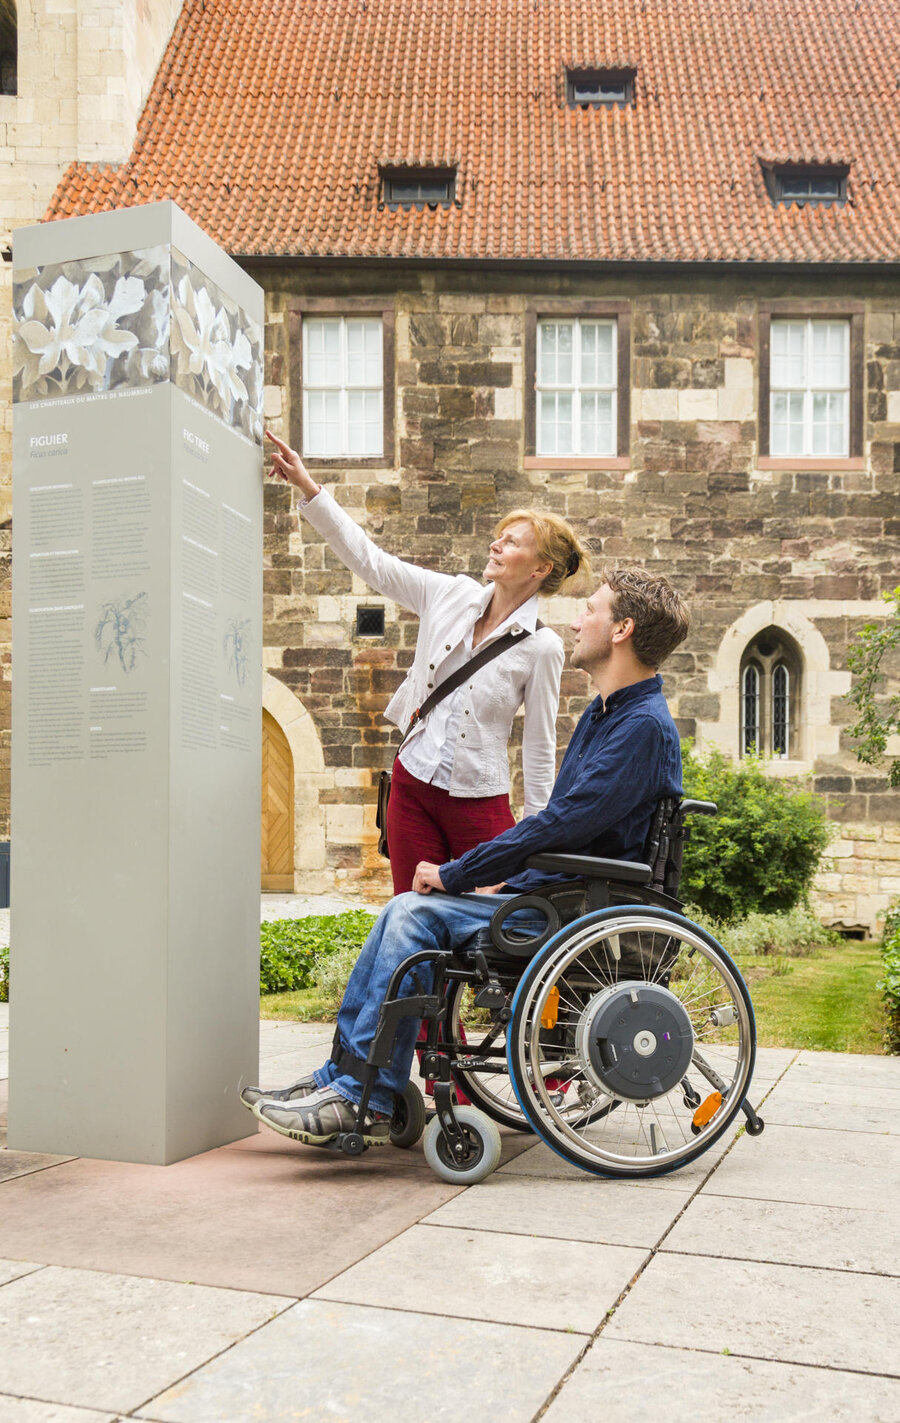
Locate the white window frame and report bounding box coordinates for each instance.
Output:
[302,315,384,459]
[536,317,618,457]
[770,317,850,459]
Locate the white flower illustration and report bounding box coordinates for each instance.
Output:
[15,273,142,395]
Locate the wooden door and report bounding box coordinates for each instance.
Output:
[261,709,294,891]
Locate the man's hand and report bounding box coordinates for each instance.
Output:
[413,862,445,894]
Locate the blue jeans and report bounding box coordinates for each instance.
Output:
[312,891,538,1115]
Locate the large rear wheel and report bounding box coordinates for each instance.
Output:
[507,907,756,1179]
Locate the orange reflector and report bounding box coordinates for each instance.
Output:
[692,1091,723,1130]
[541,986,560,1030]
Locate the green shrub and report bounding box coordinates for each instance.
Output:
[312,936,368,1011]
[259,912,375,995]
[879,901,900,1055]
[0,942,7,1002]
[685,904,839,959]
[680,743,832,922]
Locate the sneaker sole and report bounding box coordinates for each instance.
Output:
[252,1101,390,1148]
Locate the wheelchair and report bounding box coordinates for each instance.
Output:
[334,798,764,1185]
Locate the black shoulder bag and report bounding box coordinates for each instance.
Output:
[376,626,535,859]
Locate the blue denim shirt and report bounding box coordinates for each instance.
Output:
[439,674,683,896]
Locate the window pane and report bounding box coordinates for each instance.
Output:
[772,664,789,757]
[580,391,614,455]
[305,319,341,386]
[771,391,804,456]
[811,321,848,389]
[346,319,382,387]
[347,390,382,455]
[580,322,614,387]
[811,391,848,456]
[304,389,341,456]
[771,322,805,388]
[538,391,573,454]
[742,665,759,755]
[539,322,573,386]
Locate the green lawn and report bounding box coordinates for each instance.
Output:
[260,941,888,1056]
[733,942,884,1054]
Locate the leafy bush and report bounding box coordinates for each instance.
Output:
[312,936,369,1012]
[0,942,7,1002]
[680,744,832,922]
[879,901,900,1055]
[846,586,900,787]
[685,904,839,959]
[259,912,375,995]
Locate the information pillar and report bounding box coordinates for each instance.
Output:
[9,202,264,1163]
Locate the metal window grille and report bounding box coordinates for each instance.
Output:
[772,663,789,757]
[356,606,385,638]
[741,664,760,755]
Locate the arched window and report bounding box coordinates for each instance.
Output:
[0,1,16,95]
[739,629,801,759]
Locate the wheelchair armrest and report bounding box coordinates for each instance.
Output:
[680,799,717,817]
[526,853,652,886]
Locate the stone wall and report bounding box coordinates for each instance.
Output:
[259,266,899,932]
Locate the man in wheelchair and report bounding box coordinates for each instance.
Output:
[242,565,693,1153]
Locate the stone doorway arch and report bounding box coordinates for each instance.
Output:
[261,672,329,891]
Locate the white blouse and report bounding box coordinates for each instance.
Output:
[300,489,564,814]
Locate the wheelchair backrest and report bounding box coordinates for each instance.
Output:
[644,796,716,900]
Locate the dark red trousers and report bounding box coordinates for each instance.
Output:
[385,756,515,895]
[385,757,516,1099]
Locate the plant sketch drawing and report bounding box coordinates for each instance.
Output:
[95,592,149,674]
[223,617,251,687]
[13,247,170,403]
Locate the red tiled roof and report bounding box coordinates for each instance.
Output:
[47,0,900,264]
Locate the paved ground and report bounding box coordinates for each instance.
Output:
[0,904,898,1420]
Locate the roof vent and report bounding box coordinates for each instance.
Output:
[380,167,457,209]
[566,68,635,109]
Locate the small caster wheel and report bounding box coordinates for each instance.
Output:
[340,1132,366,1156]
[423,1105,502,1185]
[745,1116,765,1137]
[390,1081,427,1149]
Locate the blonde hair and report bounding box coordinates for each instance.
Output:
[494,508,590,596]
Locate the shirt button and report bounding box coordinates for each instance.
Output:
[429,663,434,670]
[445,644,451,650]
[464,709,469,715]
[460,733,466,739]
[427,682,433,688]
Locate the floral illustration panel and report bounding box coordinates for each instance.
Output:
[171,250,264,446]
[13,247,171,404]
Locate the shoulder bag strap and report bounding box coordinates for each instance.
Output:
[398,624,536,748]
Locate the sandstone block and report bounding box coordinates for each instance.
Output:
[718,387,753,421]
[639,388,678,421]
[677,389,719,421]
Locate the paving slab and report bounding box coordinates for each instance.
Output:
[703,1121,900,1210]
[0,1265,288,1414]
[314,1221,648,1333]
[424,1172,693,1248]
[0,1400,119,1423]
[0,1136,463,1297]
[606,1252,900,1375]
[0,1258,43,1287]
[0,1151,76,1185]
[542,1337,900,1422]
[497,1119,742,1187]
[791,1050,900,1089]
[665,1193,900,1275]
[137,1298,583,1423]
[760,1077,900,1132]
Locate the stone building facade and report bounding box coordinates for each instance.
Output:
[251,264,899,929]
[19,0,900,928]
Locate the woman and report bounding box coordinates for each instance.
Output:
[266,430,587,892]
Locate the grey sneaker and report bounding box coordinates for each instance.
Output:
[254,1088,391,1147]
[240,1074,319,1109]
